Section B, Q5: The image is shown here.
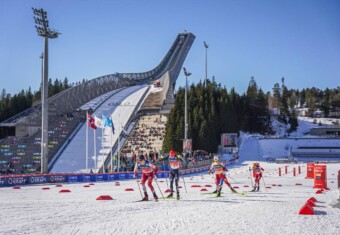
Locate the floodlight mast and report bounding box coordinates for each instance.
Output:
[32,8,60,174]
[203,41,209,88]
[183,67,191,141]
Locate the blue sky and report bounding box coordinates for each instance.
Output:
[1,0,339,95]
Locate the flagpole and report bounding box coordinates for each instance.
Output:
[94,128,97,171]
[118,114,121,172]
[110,131,113,172]
[86,111,88,172]
[101,127,104,173]
[110,117,115,172]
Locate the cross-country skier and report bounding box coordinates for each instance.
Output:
[134,154,159,201]
[160,150,184,200]
[208,155,237,197]
[251,163,264,192]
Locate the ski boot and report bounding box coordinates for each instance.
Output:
[153,193,158,201]
[142,193,149,201]
[176,192,180,200]
[212,190,217,193]
[230,187,237,193]
[255,185,260,192]
[216,188,222,197]
[167,192,173,198]
[251,185,257,192]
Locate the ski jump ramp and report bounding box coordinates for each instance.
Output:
[50,85,148,173]
[50,33,195,173]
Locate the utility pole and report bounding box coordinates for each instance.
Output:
[32,8,60,173]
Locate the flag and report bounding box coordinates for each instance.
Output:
[94,115,105,129]
[87,113,97,129]
[102,114,112,127]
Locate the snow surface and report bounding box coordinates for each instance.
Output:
[271,116,339,138]
[239,116,340,160]
[1,161,339,235]
[2,87,340,234]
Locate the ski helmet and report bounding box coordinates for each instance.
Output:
[213,155,219,161]
[139,155,145,161]
[169,150,176,157]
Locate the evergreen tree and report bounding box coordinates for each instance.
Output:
[163,77,273,153]
[272,83,281,109]
[288,111,298,133]
[305,88,316,115]
[63,77,70,89]
[331,93,340,108]
[1,89,6,100]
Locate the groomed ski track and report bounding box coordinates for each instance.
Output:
[1,161,339,235]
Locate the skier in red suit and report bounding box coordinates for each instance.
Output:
[251,163,264,192]
[134,154,159,201]
[208,155,237,196]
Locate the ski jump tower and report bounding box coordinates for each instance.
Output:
[52,32,195,115]
[1,32,195,137]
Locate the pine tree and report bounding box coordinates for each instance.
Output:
[305,88,316,115]
[1,89,6,100]
[63,77,70,89]
[288,111,298,133]
[272,83,281,109]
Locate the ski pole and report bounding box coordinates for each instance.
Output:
[154,179,165,198]
[135,176,143,198]
[226,174,238,182]
[249,167,254,187]
[182,177,187,193]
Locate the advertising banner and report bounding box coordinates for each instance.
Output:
[221,133,238,147]
[81,175,91,182]
[48,175,66,183]
[183,139,192,153]
[28,175,48,184]
[104,174,117,181]
[6,176,27,186]
[66,175,79,183]
[0,177,7,186]
[0,165,210,187]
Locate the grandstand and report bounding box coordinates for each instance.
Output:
[121,114,167,157]
[0,113,83,174]
[0,32,196,174]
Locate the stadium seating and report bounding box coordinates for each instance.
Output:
[121,114,167,157]
[0,112,84,174]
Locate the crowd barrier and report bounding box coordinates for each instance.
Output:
[0,166,210,187]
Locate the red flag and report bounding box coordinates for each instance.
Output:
[87,113,97,129]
